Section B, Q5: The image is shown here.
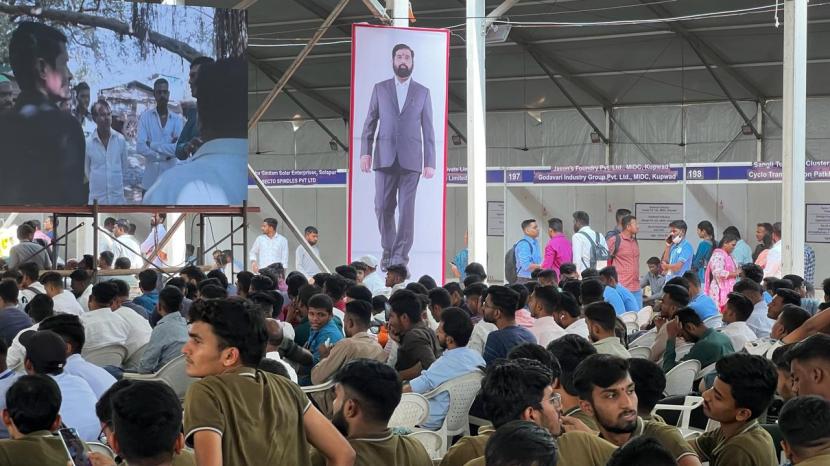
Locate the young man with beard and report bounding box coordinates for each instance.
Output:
[527,285,565,346]
[387,290,440,381]
[547,334,600,431]
[312,359,431,466]
[572,354,702,466]
[691,353,778,466]
[481,285,536,366]
[663,308,734,372]
[464,283,496,353]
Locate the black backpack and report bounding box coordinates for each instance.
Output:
[504,239,531,284]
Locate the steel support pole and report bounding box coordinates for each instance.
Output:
[467,0,488,270]
[782,0,807,277]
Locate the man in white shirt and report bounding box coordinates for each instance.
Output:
[36,313,115,398]
[464,284,497,354]
[140,213,168,268]
[358,255,385,296]
[719,292,758,353]
[527,285,565,347]
[554,292,589,339]
[142,59,247,206]
[39,272,83,316]
[84,100,127,205]
[70,269,94,313]
[764,222,783,279]
[111,219,143,269]
[734,278,775,339]
[249,217,288,273]
[113,301,152,360]
[79,282,130,352]
[295,226,322,279]
[571,210,608,273]
[136,78,183,193]
[16,262,47,312]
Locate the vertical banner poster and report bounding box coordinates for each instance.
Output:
[348,25,450,283]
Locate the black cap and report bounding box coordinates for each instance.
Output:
[20,330,67,373]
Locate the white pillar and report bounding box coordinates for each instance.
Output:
[166,213,186,267]
[392,0,409,27]
[467,0,488,270]
[782,0,807,277]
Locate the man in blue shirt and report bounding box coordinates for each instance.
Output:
[134,269,160,314]
[661,220,694,280]
[302,293,343,384]
[582,277,626,315]
[0,279,32,347]
[682,271,719,323]
[515,219,542,284]
[599,266,640,312]
[137,286,188,374]
[482,285,537,365]
[723,226,753,266]
[405,307,484,429]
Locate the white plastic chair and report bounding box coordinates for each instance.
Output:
[652,395,704,438]
[625,321,640,335]
[388,393,430,429]
[636,306,653,328]
[697,362,717,380]
[123,355,197,401]
[620,312,638,324]
[122,343,148,371]
[83,344,128,367]
[674,342,694,360]
[628,346,652,359]
[86,442,115,459]
[664,360,701,397]
[703,315,723,329]
[407,430,443,460]
[422,370,484,455]
[300,379,335,395]
[629,331,656,348]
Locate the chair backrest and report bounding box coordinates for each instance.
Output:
[86,442,115,459]
[674,342,694,360]
[425,370,484,434]
[664,360,701,397]
[629,331,657,348]
[388,393,430,429]
[625,321,640,335]
[636,306,653,328]
[122,343,148,371]
[620,312,638,324]
[697,362,717,380]
[703,315,723,329]
[83,344,128,367]
[406,430,443,460]
[628,346,652,359]
[155,355,198,400]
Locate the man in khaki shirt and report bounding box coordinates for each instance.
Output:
[690,353,778,466]
[585,302,631,358]
[572,354,702,466]
[311,359,432,466]
[440,358,616,466]
[548,334,600,432]
[779,395,830,466]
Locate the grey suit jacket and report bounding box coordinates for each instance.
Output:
[360,78,436,173]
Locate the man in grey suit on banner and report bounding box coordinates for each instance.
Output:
[360,43,436,271]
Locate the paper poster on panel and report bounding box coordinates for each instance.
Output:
[348,24,449,283]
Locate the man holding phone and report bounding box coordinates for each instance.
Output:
[661,220,694,280]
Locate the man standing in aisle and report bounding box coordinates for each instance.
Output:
[141,213,167,267]
[542,218,572,281]
[85,99,127,205]
[572,211,608,274]
[764,222,783,279]
[250,218,288,273]
[296,226,321,279]
[360,43,435,271]
[514,219,542,284]
[607,214,641,306]
[137,78,183,194]
[661,220,694,280]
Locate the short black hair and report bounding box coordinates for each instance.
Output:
[188,298,267,367]
[325,274,348,300]
[584,301,617,332]
[715,353,777,421]
[621,215,637,229]
[38,272,63,290]
[199,284,228,300]
[536,269,556,282]
[581,268,599,280]
[308,293,333,314]
[439,307,474,347]
[91,281,118,306]
[628,358,666,414]
[258,358,290,379]
[786,334,830,367]
[606,436,675,466]
[114,257,131,269]
[0,278,19,303]
[444,281,462,296]
[418,275,438,291]
[95,379,134,426]
[509,284,529,310]
[778,395,830,454]
[387,264,408,281]
[547,335,596,396]
[508,343,561,381]
[372,295,388,314]
[733,278,763,295]
[6,374,61,434]
[298,284,322,307]
[428,287,452,310]
[599,266,618,282]
[25,294,54,323]
[392,43,414,59]
[662,284,690,307]
[159,286,184,313]
[547,217,563,232]
[345,300,372,327]
[776,289,802,307]
[333,359,402,424]
[778,305,810,334]
[345,284,372,304]
[111,381,182,463]
[573,211,589,226]
[676,307,703,327]
[9,22,67,91]
[18,262,39,283]
[559,263,577,276]
[723,225,741,240]
[335,265,357,281]
[740,263,764,284]
[235,271,254,296]
[250,275,275,293]
[138,269,158,292]
[771,343,794,371]
[462,282,487,298]
[286,272,309,299]
[191,56,215,68]
[532,286,560,315]
[206,269,229,290]
[646,256,661,266]
[573,354,630,401]
[481,359,553,428]
[153,78,169,90]
[388,289,422,323]
[465,262,486,279]
[484,420,557,466]
[726,292,754,321]
[669,219,688,232]
[580,279,604,304]
[682,270,700,288]
[771,278,795,294]
[179,265,207,283]
[37,313,85,354]
[486,285,520,318]
[520,219,537,231]
[665,276,690,290]
[558,290,580,318]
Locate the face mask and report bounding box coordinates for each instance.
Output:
[672,235,683,244]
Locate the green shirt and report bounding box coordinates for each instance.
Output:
[602,417,697,463]
[663,328,735,372]
[311,430,432,466]
[799,453,830,465]
[0,431,73,466]
[461,431,617,466]
[563,405,600,432]
[439,425,494,466]
[690,421,778,466]
[184,367,312,466]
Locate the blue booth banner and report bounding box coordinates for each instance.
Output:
[251,169,348,186]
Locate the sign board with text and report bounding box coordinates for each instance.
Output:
[635,203,684,241]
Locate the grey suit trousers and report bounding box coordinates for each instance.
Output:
[374,163,420,267]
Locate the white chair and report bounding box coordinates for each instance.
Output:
[406,430,443,460]
[629,331,656,348]
[697,362,717,380]
[625,321,640,335]
[652,395,704,438]
[122,343,148,371]
[674,342,694,360]
[620,312,638,324]
[388,393,430,430]
[300,379,335,395]
[664,360,701,396]
[636,306,653,328]
[703,315,723,329]
[422,370,484,455]
[83,344,128,367]
[86,442,115,458]
[123,355,197,401]
[628,346,652,359]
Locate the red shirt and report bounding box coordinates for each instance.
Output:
[607,234,640,291]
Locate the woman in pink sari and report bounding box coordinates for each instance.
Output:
[705,233,739,310]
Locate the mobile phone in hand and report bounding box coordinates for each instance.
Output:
[58,427,92,466]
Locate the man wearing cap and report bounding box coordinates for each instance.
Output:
[359,255,385,296]
[110,218,143,269]
[20,330,99,441]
